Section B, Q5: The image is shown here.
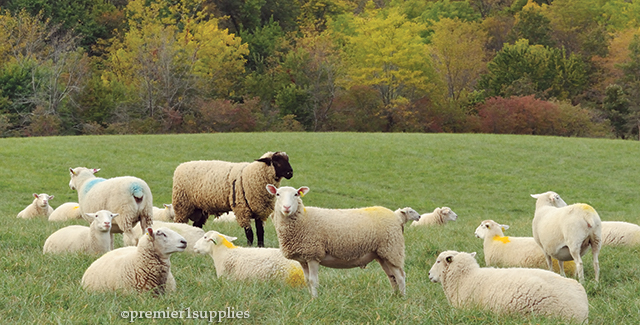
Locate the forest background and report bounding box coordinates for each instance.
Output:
[0,0,639,139]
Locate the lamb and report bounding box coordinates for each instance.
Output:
[81,227,187,294]
[428,250,588,323]
[474,219,575,274]
[130,220,204,253]
[153,204,175,221]
[267,184,406,298]
[43,210,116,254]
[531,191,602,282]
[601,221,640,246]
[410,207,457,227]
[172,151,293,247]
[16,193,54,219]
[69,167,153,246]
[48,202,83,222]
[394,207,420,232]
[211,212,237,223]
[193,230,305,286]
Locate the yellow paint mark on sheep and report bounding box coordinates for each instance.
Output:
[72,206,79,210]
[286,265,306,287]
[578,204,596,213]
[221,237,237,249]
[493,235,511,244]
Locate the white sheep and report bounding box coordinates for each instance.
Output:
[17,193,54,219]
[153,204,175,221]
[211,212,237,223]
[474,219,575,274]
[601,221,640,246]
[267,184,406,298]
[69,167,153,246]
[395,207,420,232]
[81,227,186,294]
[43,210,117,254]
[193,230,305,286]
[410,207,457,227]
[172,151,293,247]
[48,202,83,222]
[130,220,204,253]
[428,250,589,323]
[531,191,602,282]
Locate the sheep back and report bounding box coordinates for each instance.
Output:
[601,221,640,246]
[48,202,82,221]
[43,225,107,254]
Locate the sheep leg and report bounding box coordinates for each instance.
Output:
[244,226,254,246]
[544,254,559,275]
[557,260,565,276]
[191,209,208,228]
[255,218,264,248]
[568,245,585,283]
[591,239,601,282]
[378,259,406,295]
[307,260,320,298]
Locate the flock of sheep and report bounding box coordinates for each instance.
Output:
[15,151,640,323]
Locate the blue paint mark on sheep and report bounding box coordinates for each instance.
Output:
[130,183,144,199]
[82,178,106,195]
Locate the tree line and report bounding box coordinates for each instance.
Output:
[0,0,639,138]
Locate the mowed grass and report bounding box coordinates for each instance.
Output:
[1,132,639,324]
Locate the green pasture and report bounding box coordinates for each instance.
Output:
[0,133,639,324]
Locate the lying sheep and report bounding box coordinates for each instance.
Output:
[69,167,153,246]
[48,202,83,222]
[410,207,457,227]
[474,219,575,274]
[428,250,588,323]
[531,191,602,282]
[153,204,175,221]
[267,184,406,298]
[172,151,293,247]
[43,210,116,254]
[17,193,54,219]
[130,220,204,253]
[601,221,640,246]
[81,227,187,294]
[194,230,305,286]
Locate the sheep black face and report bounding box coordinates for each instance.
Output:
[258,152,293,180]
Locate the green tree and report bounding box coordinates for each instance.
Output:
[508,5,555,47]
[602,84,630,139]
[479,39,586,101]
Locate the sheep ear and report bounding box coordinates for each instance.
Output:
[163,203,170,208]
[85,213,96,219]
[92,168,100,174]
[110,213,118,219]
[501,224,510,231]
[69,168,76,175]
[147,227,154,239]
[49,195,54,200]
[266,184,278,195]
[470,252,477,258]
[445,256,453,263]
[298,186,310,197]
[256,156,272,166]
[33,193,38,198]
[223,234,237,242]
[531,193,541,199]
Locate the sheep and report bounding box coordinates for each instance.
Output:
[211,212,237,223]
[394,207,420,232]
[48,202,83,222]
[69,167,153,246]
[531,191,602,282]
[43,210,117,254]
[81,227,187,294]
[172,151,293,247]
[474,219,575,274]
[267,184,406,298]
[153,204,175,221]
[193,230,305,286]
[428,250,589,323]
[16,193,54,219]
[410,207,457,227]
[601,221,640,246]
[130,220,204,253]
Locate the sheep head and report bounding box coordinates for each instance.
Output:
[429,251,477,283]
[257,151,293,180]
[266,184,309,217]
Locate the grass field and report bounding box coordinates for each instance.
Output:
[1,132,639,324]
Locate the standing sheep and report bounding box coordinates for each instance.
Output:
[43,210,116,254]
[172,151,293,247]
[267,184,406,298]
[394,207,420,232]
[69,167,153,246]
[130,220,204,253]
[410,207,457,227]
[48,202,83,222]
[17,193,54,219]
[531,191,602,282]
[193,230,305,286]
[474,219,575,274]
[428,250,589,323]
[81,227,187,294]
